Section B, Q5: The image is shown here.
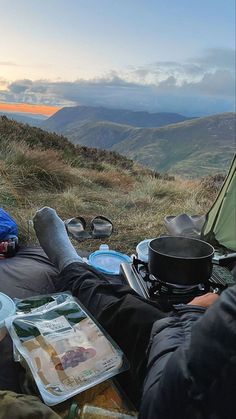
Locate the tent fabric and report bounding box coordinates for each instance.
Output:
[201,154,236,251]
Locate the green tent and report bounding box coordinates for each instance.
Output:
[202,154,236,251]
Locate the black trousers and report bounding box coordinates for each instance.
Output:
[55,262,167,406]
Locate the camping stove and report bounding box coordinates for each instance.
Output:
[121,257,212,310]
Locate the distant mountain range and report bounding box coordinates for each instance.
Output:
[42,106,235,177]
[42,105,191,131]
[111,113,235,177]
[0,112,47,126]
[2,105,235,177]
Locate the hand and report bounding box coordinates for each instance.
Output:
[188,292,219,308]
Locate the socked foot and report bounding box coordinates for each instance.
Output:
[33,207,82,271]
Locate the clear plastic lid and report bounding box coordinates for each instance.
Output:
[0,292,16,327]
[89,250,131,275]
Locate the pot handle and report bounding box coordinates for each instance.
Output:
[218,253,236,267]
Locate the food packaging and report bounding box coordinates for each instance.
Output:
[0,292,15,341]
[6,293,128,405]
[78,404,138,418]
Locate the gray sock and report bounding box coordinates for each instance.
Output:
[33,207,83,271]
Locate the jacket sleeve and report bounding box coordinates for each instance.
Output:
[139,286,236,419]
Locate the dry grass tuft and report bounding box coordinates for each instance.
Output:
[3,143,78,192]
[88,170,134,191]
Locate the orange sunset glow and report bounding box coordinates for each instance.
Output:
[0,102,61,116]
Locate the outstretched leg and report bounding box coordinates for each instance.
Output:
[33,207,82,271]
[33,207,167,406]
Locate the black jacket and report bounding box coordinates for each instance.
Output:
[139,286,236,419]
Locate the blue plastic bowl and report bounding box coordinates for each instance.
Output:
[89,250,131,275]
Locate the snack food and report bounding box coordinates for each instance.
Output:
[6,294,127,405]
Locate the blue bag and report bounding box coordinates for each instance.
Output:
[0,208,18,240]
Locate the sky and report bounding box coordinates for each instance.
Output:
[0,0,235,116]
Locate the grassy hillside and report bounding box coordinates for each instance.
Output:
[68,112,235,178]
[0,116,221,254]
[67,121,136,149]
[116,113,235,177]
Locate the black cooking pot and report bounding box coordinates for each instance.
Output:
[148,236,214,285]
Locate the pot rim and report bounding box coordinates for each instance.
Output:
[148,236,215,260]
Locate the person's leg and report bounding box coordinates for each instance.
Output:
[56,261,167,404]
[33,207,167,405]
[33,207,83,271]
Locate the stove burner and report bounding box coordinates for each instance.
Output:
[132,257,211,306]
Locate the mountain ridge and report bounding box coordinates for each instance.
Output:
[115,112,235,177]
[42,105,192,132]
[0,111,46,126]
[59,112,235,177]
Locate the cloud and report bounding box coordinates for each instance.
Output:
[0,61,19,66]
[1,48,235,116]
[184,69,235,97]
[0,77,8,86]
[8,79,33,94]
[129,48,235,85]
[193,48,235,70]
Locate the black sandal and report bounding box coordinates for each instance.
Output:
[64,217,91,241]
[90,216,113,238]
